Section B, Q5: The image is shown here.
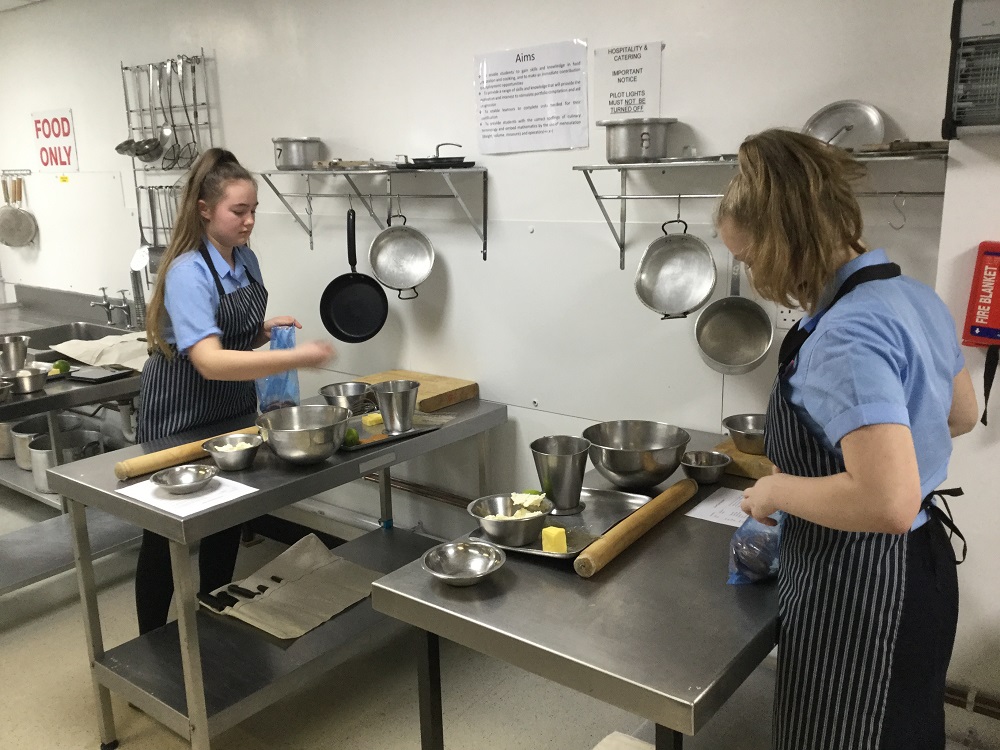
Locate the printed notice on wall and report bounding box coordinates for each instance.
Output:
[31,108,79,172]
[476,39,589,154]
[592,42,662,121]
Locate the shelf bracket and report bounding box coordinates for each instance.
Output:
[441,172,488,260]
[581,169,625,269]
[343,175,385,230]
[260,173,314,250]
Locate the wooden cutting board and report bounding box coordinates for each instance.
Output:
[714,438,776,480]
[357,370,479,413]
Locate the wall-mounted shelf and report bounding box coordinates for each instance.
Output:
[574,151,950,269]
[258,167,489,259]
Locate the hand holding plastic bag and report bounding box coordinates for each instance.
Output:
[727,511,785,585]
[255,325,300,413]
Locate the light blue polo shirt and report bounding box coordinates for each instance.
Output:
[161,240,264,354]
[785,249,964,500]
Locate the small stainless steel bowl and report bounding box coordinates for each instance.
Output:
[150,464,219,495]
[202,433,262,471]
[722,414,766,455]
[422,541,506,586]
[256,404,352,465]
[319,381,374,412]
[582,420,690,489]
[680,450,732,484]
[0,380,12,404]
[1,367,48,394]
[467,493,554,547]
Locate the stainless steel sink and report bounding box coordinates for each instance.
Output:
[6,322,127,359]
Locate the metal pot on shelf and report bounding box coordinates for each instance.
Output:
[9,415,83,470]
[29,430,104,493]
[273,137,323,170]
[597,118,678,163]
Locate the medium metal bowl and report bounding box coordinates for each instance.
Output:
[467,493,554,547]
[582,420,690,489]
[150,464,219,495]
[722,414,766,455]
[256,404,352,465]
[422,540,506,586]
[202,433,262,471]
[319,381,374,412]
[1,367,48,394]
[680,450,732,484]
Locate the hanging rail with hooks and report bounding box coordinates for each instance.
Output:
[573,151,949,269]
[258,167,489,259]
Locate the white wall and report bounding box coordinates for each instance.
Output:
[2,0,997,717]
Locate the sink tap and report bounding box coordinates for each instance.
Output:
[90,287,114,325]
[109,289,134,330]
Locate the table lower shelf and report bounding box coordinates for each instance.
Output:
[93,527,439,738]
[0,507,141,596]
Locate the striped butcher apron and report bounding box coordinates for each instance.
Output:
[766,262,964,750]
[137,244,267,442]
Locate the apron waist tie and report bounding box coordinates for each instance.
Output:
[921,487,967,564]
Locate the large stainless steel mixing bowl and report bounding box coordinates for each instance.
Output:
[582,420,690,489]
[256,404,351,465]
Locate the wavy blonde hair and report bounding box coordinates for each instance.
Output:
[145,149,254,357]
[716,129,868,314]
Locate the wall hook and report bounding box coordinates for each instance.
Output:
[889,193,906,231]
[676,194,682,221]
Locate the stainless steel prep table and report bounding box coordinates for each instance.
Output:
[371,431,778,750]
[0,317,142,594]
[47,397,507,750]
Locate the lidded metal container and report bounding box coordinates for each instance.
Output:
[272,137,323,170]
[597,117,678,163]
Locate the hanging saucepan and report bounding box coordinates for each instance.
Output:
[319,209,389,343]
[694,257,773,375]
[634,219,717,319]
[368,213,435,300]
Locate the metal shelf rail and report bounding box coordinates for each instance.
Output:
[259,167,489,259]
[574,151,950,269]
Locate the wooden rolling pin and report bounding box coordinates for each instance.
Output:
[574,478,698,578]
[114,426,260,480]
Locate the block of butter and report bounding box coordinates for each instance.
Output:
[541,526,567,554]
[361,413,383,427]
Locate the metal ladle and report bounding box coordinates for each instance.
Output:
[159,60,181,170]
[176,56,199,168]
[134,64,165,164]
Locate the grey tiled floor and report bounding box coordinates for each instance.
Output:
[0,484,780,749]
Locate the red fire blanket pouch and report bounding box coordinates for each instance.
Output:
[962,241,1000,425]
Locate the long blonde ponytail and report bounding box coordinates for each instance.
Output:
[145,149,254,357]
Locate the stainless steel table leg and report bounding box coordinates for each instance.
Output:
[477,432,489,496]
[655,724,683,749]
[417,630,444,750]
[168,539,211,750]
[379,467,393,529]
[68,499,119,749]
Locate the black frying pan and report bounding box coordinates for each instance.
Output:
[319,209,389,342]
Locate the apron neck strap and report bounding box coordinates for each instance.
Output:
[779,262,901,369]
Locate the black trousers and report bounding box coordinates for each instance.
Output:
[134,526,242,634]
[879,516,960,749]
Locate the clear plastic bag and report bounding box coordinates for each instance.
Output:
[727,511,785,585]
[255,325,300,413]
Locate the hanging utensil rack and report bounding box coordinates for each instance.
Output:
[573,150,949,269]
[118,49,215,286]
[258,167,489,259]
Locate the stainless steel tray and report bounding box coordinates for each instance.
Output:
[469,487,650,559]
[339,412,455,452]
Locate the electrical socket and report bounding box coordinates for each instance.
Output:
[776,306,805,331]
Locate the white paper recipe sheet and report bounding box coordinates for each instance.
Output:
[117,476,257,517]
[685,487,749,528]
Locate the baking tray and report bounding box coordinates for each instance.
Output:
[24,361,79,380]
[469,487,651,559]
[339,411,454,452]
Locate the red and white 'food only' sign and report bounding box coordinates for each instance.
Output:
[31,109,79,172]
